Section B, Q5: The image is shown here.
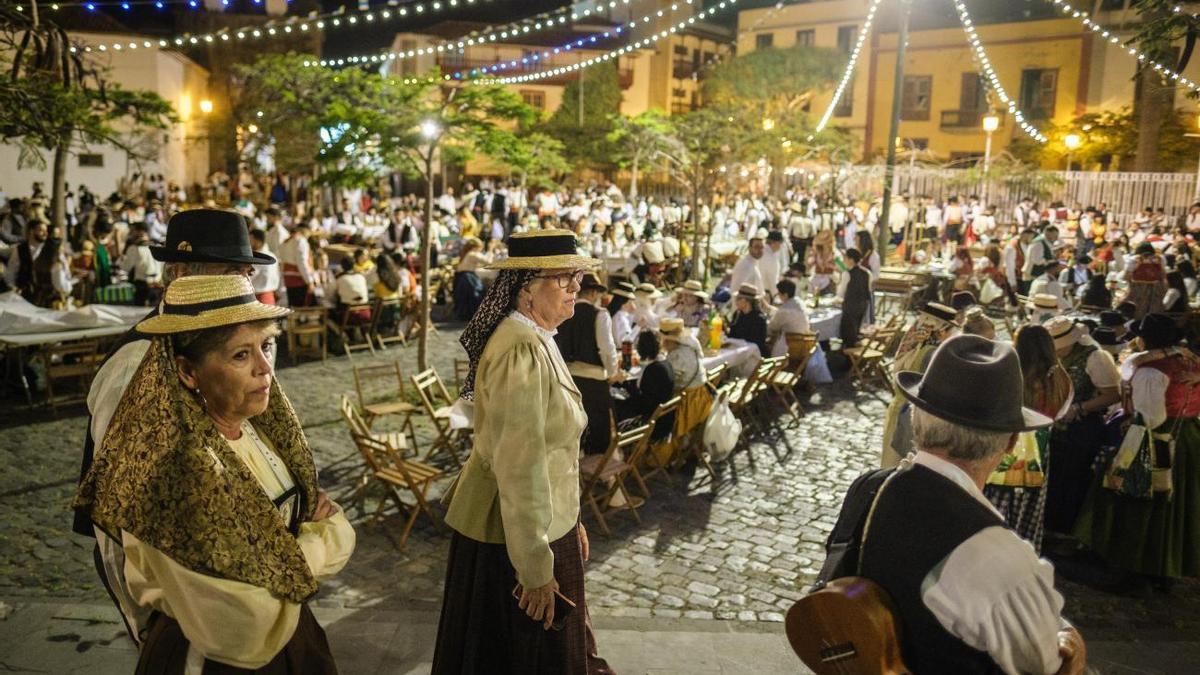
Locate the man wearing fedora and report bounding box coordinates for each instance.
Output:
[72,209,277,644]
[839,335,1085,674]
[554,273,624,456]
[1029,258,1070,311]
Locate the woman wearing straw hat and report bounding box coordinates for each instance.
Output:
[434,229,612,674]
[728,283,770,358]
[1042,316,1120,540]
[608,281,638,345]
[74,275,355,673]
[669,279,712,328]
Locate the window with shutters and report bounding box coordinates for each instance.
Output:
[795,29,815,47]
[1019,69,1058,120]
[837,25,857,54]
[901,75,932,121]
[520,90,545,111]
[834,76,854,117]
[960,72,987,112]
[78,153,104,168]
[756,32,774,50]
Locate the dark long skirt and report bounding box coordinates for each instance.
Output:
[1075,418,1200,578]
[135,604,336,674]
[432,526,610,675]
[1045,414,1108,534]
[453,271,485,321]
[574,375,614,456]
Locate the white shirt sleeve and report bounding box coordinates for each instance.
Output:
[1085,349,1121,391]
[1131,367,1170,430]
[89,340,152,447]
[922,526,1066,675]
[594,310,619,379]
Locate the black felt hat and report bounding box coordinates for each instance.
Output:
[897,335,1053,433]
[150,209,275,265]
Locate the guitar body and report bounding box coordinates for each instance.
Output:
[785,577,912,675]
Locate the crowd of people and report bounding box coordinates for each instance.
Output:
[6,165,1200,674]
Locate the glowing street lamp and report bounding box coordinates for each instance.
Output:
[198,99,214,115]
[762,118,775,131]
[1064,133,1081,171]
[982,113,1000,203]
[420,119,440,139]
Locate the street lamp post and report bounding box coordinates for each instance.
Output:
[1064,133,1081,172]
[418,119,442,370]
[880,0,913,259]
[981,113,999,205]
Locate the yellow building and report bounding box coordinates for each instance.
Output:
[737,0,1200,165]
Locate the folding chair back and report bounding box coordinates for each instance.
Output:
[349,431,444,549]
[287,306,327,363]
[353,361,420,428]
[630,395,682,487]
[371,296,407,349]
[340,394,371,437]
[785,331,819,377]
[411,367,465,466]
[705,363,728,388]
[579,423,650,535]
[337,303,376,356]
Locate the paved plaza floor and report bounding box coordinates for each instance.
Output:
[1,326,1199,673]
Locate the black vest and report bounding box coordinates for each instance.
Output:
[71,315,155,537]
[843,265,872,313]
[554,302,603,367]
[859,465,1006,675]
[16,241,35,294]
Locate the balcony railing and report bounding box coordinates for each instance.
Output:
[940,109,985,129]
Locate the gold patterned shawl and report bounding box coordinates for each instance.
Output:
[74,337,320,603]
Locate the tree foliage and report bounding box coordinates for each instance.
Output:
[606,108,674,198]
[0,4,176,228]
[1009,106,1194,171]
[702,45,843,116]
[494,131,571,190]
[544,61,622,170]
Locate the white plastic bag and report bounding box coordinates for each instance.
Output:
[703,391,742,463]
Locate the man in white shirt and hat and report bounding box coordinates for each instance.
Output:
[1028,259,1071,311]
[767,279,810,357]
[827,335,1084,675]
[757,231,788,302]
[731,232,766,299]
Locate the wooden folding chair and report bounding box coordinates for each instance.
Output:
[411,367,467,467]
[705,363,729,388]
[632,395,682,488]
[371,297,407,349]
[722,360,769,435]
[579,421,650,536]
[286,306,327,364]
[349,431,443,549]
[40,339,101,414]
[670,384,720,482]
[334,303,376,356]
[763,356,804,425]
[843,328,895,386]
[785,331,819,380]
[340,394,413,458]
[352,361,420,443]
[453,358,471,393]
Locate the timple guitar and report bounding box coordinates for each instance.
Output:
[785,576,912,675]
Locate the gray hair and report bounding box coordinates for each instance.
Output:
[911,407,1013,462]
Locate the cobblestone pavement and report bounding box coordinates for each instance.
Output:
[2,324,1198,658]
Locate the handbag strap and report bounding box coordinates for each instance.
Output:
[855,467,903,576]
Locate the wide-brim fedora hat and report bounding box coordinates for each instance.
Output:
[485,228,599,270]
[579,272,607,292]
[137,275,290,335]
[896,334,1053,433]
[150,209,275,265]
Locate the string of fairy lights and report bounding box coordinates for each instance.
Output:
[811,0,881,138]
[1047,0,1200,94]
[74,0,501,54]
[486,0,740,86]
[316,0,701,75]
[954,1,1048,143]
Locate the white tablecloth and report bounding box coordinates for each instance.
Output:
[807,307,842,341]
[0,292,147,340]
[702,338,761,378]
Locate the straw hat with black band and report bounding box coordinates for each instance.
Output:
[150,209,276,265]
[485,228,599,271]
[138,275,290,335]
[680,279,710,300]
[635,282,663,300]
[610,281,636,300]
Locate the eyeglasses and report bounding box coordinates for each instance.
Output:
[537,270,586,289]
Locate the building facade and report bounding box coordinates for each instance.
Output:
[0,31,212,199]
[737,0,1200,167]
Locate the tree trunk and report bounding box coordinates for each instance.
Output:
[689,173,703,282]
[418,148,435,371]
[51,139,70,233]
[629,155,640,200]
[1133,64,1175,172]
